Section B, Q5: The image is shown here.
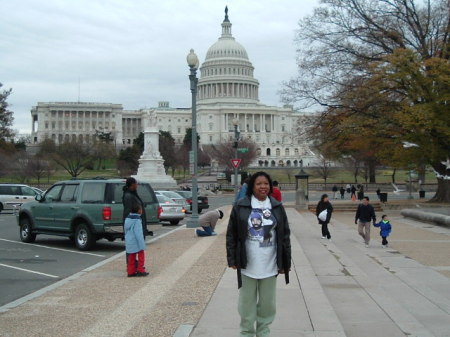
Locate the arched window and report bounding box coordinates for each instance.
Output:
[276,148,281,156]
[293,160,298,166]
[266,148,271,156]
[271,160,276,167]
[286,160,291,167]
[256,148,261,155]
[285,148,290,156]
[294,148,299,155]
[264,160,269,167]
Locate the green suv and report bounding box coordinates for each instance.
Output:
[17,178,159,250]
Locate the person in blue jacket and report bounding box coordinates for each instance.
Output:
[124,203,149,277]
[374,214,392,248]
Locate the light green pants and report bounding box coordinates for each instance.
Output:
[238,274,277,337]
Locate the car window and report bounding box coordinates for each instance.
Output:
[81,183,106,203]
[21,186,37,196]
[165,191,184,199]
[60,184,79,202]
[138,184,157,204]
[10,186,22,195]
[0,186,13,195]
[157,195,172,204]
[45,185,63,202]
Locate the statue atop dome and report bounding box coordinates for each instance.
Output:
[224,6,229,22]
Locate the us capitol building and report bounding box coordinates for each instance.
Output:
[30,8,317,168]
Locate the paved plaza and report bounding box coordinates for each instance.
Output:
[1,205,449,337]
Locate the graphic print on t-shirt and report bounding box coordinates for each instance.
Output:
[248,208,277,247]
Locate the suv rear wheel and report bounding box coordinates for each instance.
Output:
[19,218,36,243]
[74,223,95,251]
[0,202,3,214]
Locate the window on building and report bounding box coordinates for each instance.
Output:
[209,135,213,142]
[281,125,285,132]
[276,148,281,156]
[294,148,299,155]
[178,127,181,133]
[285,148,290,156]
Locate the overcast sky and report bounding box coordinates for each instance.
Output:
[1,0,319,134]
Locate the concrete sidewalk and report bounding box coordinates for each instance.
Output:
[190,208,450,337]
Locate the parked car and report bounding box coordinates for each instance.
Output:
[156,194,185,225]
[155,191,189,209]
[16,178,159,250]
[175,190,209,214]
[0,184,41,213]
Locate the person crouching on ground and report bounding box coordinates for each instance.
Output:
[316,194,333,241]
[374,214,392,248]
[226,171,291,337]
[196,209,224,237]
[124,203,149,277]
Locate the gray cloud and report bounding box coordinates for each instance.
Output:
[0,0,318,133]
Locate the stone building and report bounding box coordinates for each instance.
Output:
[30,8,317,167]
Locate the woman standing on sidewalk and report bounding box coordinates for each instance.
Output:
[316,194,333,241]
[226,171,291,337]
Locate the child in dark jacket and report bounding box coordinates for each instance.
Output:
[374,214,392,248]
[124,204,149,277]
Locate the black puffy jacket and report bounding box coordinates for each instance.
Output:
[226,196,291,288]
[122,188,148,237]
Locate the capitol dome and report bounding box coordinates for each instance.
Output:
[197,7,259,104]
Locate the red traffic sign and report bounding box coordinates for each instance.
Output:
[230,159,241,169]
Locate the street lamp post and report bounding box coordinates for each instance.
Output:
[186,49,199,228]
[232,118,240,199]
[408,168,414,199]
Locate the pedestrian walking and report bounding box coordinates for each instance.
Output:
[124,204,149,277]
[374,214,392,248]
[355,196,376,247]
[316,194,333,240]
[196,209,224,237]
[339,186,345,199]
[226,171,291,337]
[332,185,338,199]
[271,180,282,202]
[351,185,357,201]
[346,183,351,194]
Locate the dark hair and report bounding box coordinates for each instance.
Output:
[131,203,141,213]
[126,177,137,187]
[246,171,273,197]
[382,214,387,219]
[218,210,224,219]
[273,180,279,187]
[363,196,370,201]
[320,194,329,202]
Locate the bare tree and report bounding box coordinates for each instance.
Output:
[26,156,50,186]
[53,141,92,178]
[314,157,331,184]
[205,138,257,170]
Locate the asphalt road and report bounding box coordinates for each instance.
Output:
[0,212,192,308]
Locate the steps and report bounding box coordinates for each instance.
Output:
[308,201,383,212]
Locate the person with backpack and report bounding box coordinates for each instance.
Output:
[316,194,333,240]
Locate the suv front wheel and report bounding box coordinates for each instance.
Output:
[74,223,95,251]
[20,218,36,243]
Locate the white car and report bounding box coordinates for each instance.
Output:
[0,184,41,213]
[155,191,189,209]
[156,194,186,225]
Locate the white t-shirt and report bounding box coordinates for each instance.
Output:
[241,195,278,279]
